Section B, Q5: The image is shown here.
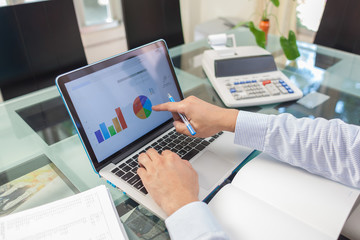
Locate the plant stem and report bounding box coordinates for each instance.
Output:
[263,0,271,20]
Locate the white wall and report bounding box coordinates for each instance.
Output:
[180,0,256,42]
[80,25,127,64]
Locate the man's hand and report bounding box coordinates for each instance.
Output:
[152,96,238,138]
[137,149,199,216]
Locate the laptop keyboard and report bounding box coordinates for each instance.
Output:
[111,130,224,195]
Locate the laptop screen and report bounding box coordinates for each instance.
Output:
[58,41,182,166]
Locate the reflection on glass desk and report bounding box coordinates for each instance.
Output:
[16,96,75,145]
[1,27,360,239]
[0,154,78,217]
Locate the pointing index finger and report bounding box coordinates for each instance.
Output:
[153,102,187,114]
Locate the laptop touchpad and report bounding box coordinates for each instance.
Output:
[192,151,234,190]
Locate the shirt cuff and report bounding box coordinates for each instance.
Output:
[165,201,228,240]
[234,111,269,151]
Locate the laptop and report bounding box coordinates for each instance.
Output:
[56,40,253,219]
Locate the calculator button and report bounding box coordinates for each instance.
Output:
[265,83,280,95]
[279,87,289,94]
[262,80,272,85]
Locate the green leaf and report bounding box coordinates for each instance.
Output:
[280,30,300,60]
[232,21,250,29]
[271,0,280,7]
[248,21,266,49]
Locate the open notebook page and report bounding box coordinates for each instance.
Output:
[209,184,332,240]
[229,152,359,238]
[0,185,128,240]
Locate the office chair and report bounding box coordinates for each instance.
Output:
[121,0,184,50]
[314,0,360,54]
[0,0,87,100]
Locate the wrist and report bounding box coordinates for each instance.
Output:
[164,195,199,216]
[221,109,238,132]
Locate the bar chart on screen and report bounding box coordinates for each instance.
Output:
[94,107,128,144]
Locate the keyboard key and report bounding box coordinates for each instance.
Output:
[178,150,187,156]
[195,144,205,151]
[174,144,182,150]
[122,165,131,172]
[115,170,125,177]
[127,175,140,185]
[178,135,186,140]
[134,180,144,190]
[189,142,197,147]
[167,142,176,148]
[128,161,137,167]
[111,167,120,173]
[171,148,180,154]
[184,146,192,151]
[159,141,167,146]
[182,149,199,161]
[154,145,162,151]
[121,172,134,181]
[140,187,148,194]
[202,141,210,146]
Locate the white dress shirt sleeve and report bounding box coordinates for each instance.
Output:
[165,201,229,240]
[234,111,360,188]
[165,110,360,240]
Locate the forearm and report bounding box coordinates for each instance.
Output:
[234,111,360,188]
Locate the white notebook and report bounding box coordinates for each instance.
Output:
[208,152,360,240]
[0,185,128,240]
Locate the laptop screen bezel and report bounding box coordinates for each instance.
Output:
[56,40,184,172]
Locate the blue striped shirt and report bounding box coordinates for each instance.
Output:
[165,111,360,240]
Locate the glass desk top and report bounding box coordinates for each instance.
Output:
[1,27,360,239]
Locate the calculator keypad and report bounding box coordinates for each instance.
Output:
[226,78,294,100]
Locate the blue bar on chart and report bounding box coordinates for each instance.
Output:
[99,122,110,140]
[94,130,104,143]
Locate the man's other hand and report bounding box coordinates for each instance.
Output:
[137,148,199,216]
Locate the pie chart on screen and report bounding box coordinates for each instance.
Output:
[133,95,152,119]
